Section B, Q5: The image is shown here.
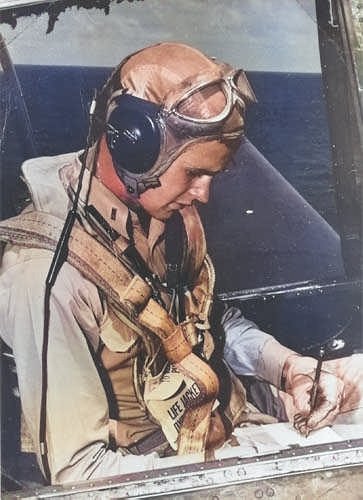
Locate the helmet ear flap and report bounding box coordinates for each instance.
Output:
[105,94,162,177]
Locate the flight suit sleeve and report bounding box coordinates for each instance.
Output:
[222,306,295,388]
[0,245,155,484]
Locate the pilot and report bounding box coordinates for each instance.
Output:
[0,42,359,485]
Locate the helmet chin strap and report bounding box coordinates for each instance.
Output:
[120,169,161,197]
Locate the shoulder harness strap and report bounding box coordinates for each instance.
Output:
[0,211,225,458]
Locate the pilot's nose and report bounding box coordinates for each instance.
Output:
[189,175,212,204]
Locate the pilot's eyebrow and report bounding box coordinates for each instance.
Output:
[187,167,226,177]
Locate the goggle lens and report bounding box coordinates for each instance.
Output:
[175,82,228,120]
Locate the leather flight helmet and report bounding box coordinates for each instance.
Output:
[92,42,256,197]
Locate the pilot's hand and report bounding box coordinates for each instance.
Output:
[323,354,363,415]
[282,354,344,436]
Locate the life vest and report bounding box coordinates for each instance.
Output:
[0,153,249,458]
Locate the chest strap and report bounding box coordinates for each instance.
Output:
[0,211,224,458]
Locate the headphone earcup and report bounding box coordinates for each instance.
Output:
[106,94,161,175]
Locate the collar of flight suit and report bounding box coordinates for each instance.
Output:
[58,153,167,269]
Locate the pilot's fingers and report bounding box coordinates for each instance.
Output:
[305,371,344,431]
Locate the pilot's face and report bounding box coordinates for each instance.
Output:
[139,140,233,220]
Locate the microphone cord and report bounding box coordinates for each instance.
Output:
[39,95,97,482]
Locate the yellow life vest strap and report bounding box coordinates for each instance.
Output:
[0,210,223,457]
[0,211,152,338]
[138,299,221,455]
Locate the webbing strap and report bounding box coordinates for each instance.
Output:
[0,212,151,338]
[0,211,222,457]
[138,300,221,456]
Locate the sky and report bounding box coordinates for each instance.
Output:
[1,0,321,72]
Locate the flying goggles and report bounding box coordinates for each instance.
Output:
[105,65,256,196]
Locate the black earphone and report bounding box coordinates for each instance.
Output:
[105,94,162,177]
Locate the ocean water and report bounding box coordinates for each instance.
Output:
[1,65,340,279]
[1,65,341,292]
[246,71,336,228]
[5,66,336,223]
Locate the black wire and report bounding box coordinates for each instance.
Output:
[39,93,97,483]
[39,285,52,482]
[165,211,186,323]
